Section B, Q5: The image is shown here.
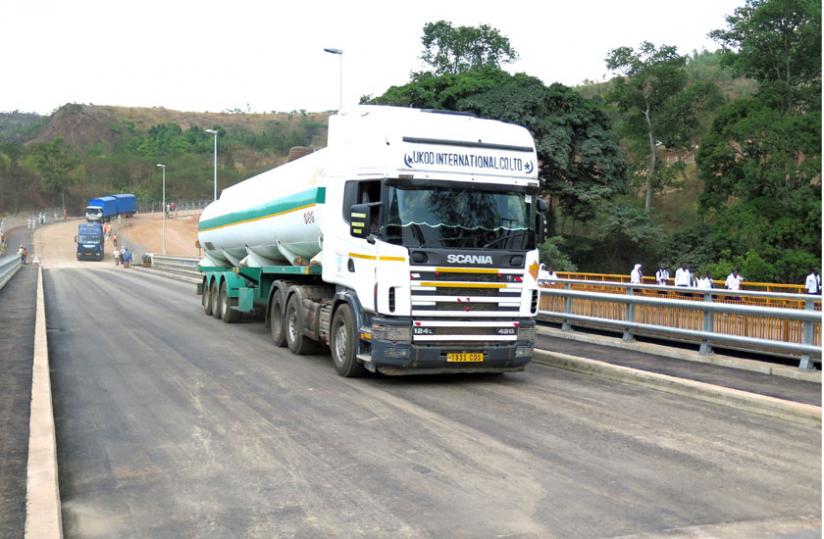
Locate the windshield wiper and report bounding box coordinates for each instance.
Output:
[410,223,427,247]
[481,231,526,249]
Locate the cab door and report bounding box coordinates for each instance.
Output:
[336,180,380,312]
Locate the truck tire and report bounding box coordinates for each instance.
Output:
[330,303,367,377]
[285,293,319,355]
[269,290,287,347]
[219,281,240,323]
[211,280,222,319]
[203,279,213,315]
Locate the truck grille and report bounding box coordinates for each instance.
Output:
[408,265,527,343]
[410,265,524,318]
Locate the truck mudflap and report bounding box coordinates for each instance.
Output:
[367,317,535,375]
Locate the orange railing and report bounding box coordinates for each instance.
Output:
[540,279,822,351]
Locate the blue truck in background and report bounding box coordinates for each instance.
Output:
[85,193,136,221]
[112,194,137,217]
[76,222,104,261]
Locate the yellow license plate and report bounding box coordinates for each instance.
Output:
[446,353,484,363]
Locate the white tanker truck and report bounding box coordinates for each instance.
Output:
[197,105,546,376]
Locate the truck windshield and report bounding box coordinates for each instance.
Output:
[78,234,100,243]
[384,184,533,250]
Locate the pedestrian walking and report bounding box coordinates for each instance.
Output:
[112,233,118,248]
[696,272,713,290]
[630,263,643,285]
[655,265,670,286]
[17,244,26,264]
[724,268,744,291]
[674,263,691,287]
[805,269,821,295]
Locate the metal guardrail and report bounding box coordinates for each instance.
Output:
[0,253,22,290]
[539,279,823,370]
[147,254,201,279]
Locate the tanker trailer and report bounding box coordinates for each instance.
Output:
[197,105,546,377]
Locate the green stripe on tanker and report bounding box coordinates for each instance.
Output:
[198,187,326,231]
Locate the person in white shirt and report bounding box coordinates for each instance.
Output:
[725,269,744,291]
[630,263,643,285]
[538,263,557,285]
[805,269,820,294]
[655,265,670,286]
[696,272,713,290]
[674,263,691,287]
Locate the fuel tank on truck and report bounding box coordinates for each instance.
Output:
[197,149,328,268]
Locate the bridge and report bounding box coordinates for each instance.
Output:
[0,221,820,538]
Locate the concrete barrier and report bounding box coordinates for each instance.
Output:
[533,349,821,428]
[25,266,62,538]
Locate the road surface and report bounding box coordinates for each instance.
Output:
[44,266,821,538]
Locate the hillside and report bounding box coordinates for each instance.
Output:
[0,103,331,215]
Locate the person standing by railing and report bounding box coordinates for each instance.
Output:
[725,269,744,291]
[805,269,821,295]
[697,272,713,290]
[655,265,670,286]
[630,263,643,285]
[674,263,691,287]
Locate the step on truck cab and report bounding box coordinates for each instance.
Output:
[197,106,546,376]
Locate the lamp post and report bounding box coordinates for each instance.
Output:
[156,163,166,255]
[323,47,343,111]
[205,129,218,201]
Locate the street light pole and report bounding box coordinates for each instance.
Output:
[156,163,166,255]
[323,47,343,111]
[205,129,218,201]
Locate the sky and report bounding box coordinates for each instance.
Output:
[1,0,744,115]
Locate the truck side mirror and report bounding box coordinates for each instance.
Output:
[350,204,371,239]
[535,198,548,245]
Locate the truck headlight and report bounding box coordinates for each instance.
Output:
[372,323,411,342]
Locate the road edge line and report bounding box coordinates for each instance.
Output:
[25,265,63,539]
[533,349,821,428]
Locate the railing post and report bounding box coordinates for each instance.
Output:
[700,292,714,355]
[623,286,635,342]
[561,282,572,332]
[798,298,817,370]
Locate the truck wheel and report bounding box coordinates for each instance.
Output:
[211,280,222,319]
[269,290,287,347]
[330,303,367,377]
[285,293,319,355]
[219,281,239,323]
[202,279,213,315]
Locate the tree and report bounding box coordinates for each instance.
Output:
[606,42,721,212]
[27,138,81,212]
[0,143,26,214]
[696,0,821,282]
[709,0,821,112]
[420,20,518,75]
[366,70,628,229]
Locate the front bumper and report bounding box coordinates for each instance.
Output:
[368,317,535,375]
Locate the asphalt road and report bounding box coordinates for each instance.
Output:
[45,267,821,538]
[0,226,35,539]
